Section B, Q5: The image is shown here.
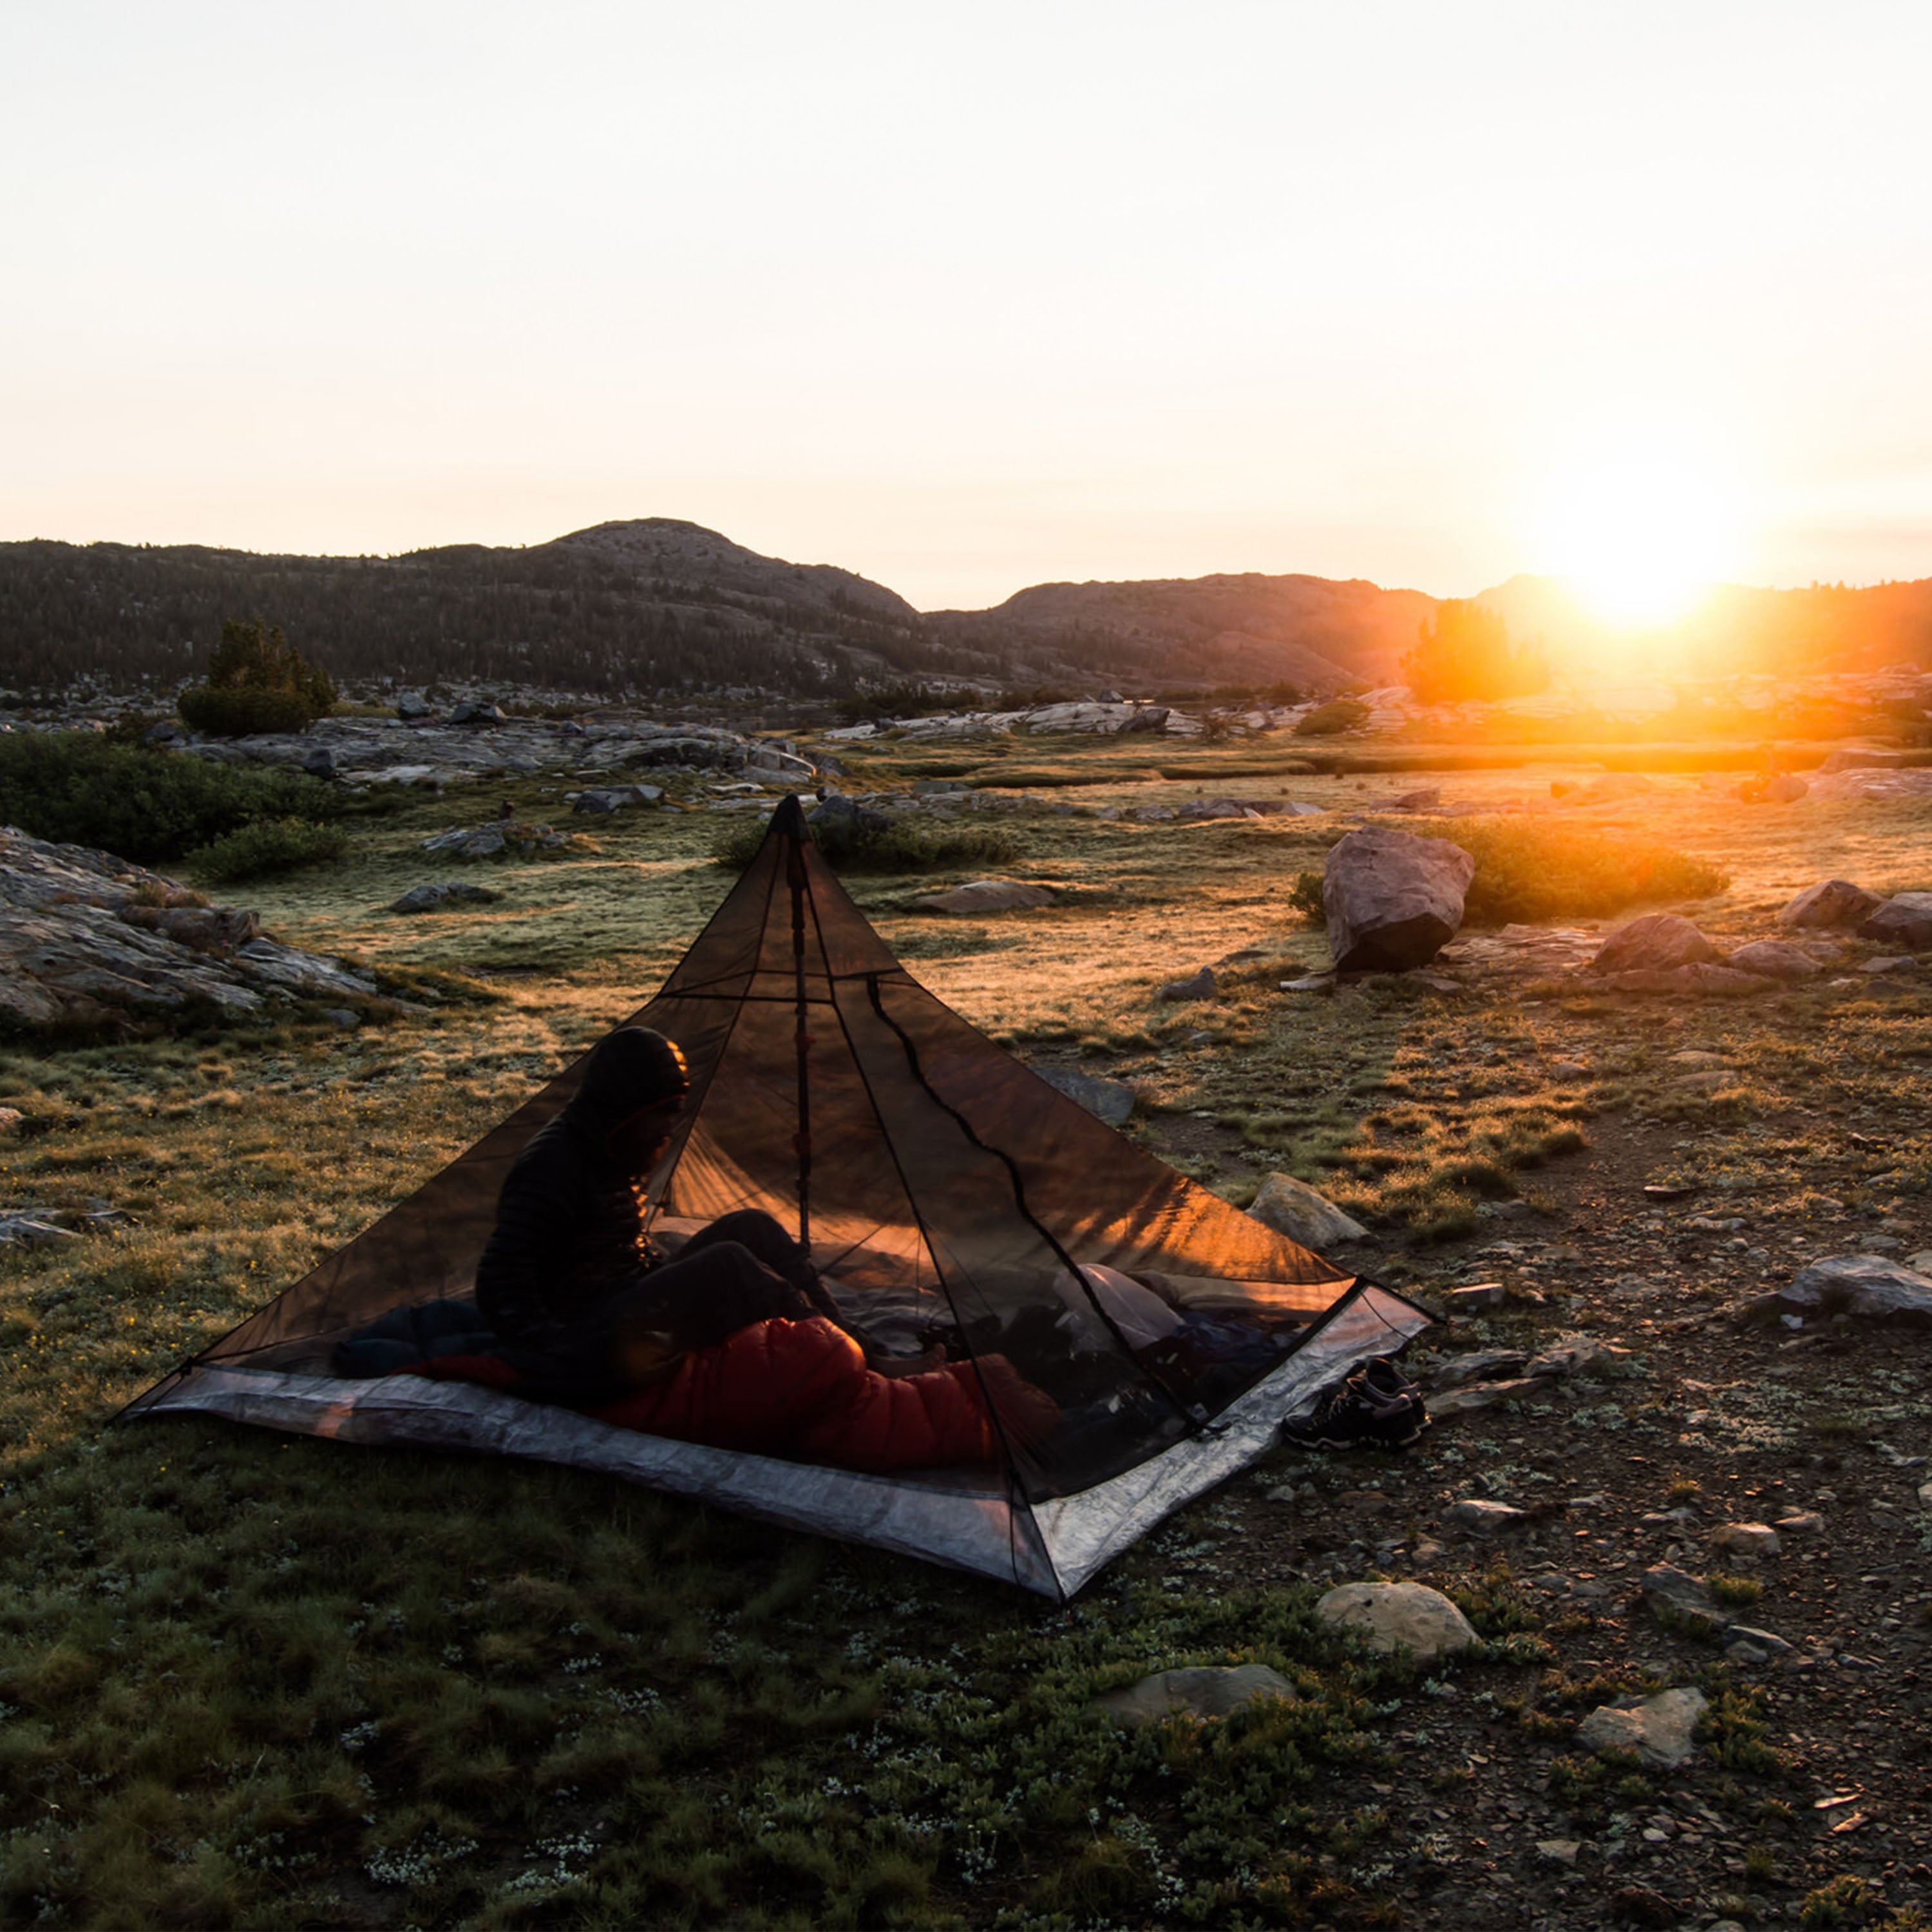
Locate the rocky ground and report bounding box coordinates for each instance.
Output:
[1114,1054,1932,1927]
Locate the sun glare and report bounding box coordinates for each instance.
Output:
[1537,448,1743,630]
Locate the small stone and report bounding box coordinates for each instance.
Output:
[1427,1349,1530,1389]
[390,881,500,913]
[1710,1521,1781,1560]
[1430,1378,1546,1416]
[1575,1687,1707,1768]
[1535,1838,1582,1866]
[0,1217,78,1251]
[1860,892,1932,950]
[1093,1663,1298,1728]
[1725,939,1824,981]
[1641,1563,1721,1625]
[1589,913,1723,976]
[1279,973,1336,993]
[1247,1173,1370,1248]
[1448,1498,1529,1532]
[1778,878,1882,928]
[1157,966,1216,1002]
[1862,954,1922,976]
[1723,1624,1792,1656]
[321,1008,361,1030]
[1447,1282,1506,1311]
[0,1107,22,1137]
[1776,1511,1824,1533]
[1314,1580,1477,1660]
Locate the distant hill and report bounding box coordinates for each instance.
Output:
[929,571,1436,692]
[0,519,942,699]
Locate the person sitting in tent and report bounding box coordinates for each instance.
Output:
[475,1026,844,1395]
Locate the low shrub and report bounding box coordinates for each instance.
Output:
[176,684,317,736]
[185,817,345,884]
[712,813,1021,874]
[1293,698,1370,737]
[0,733,341,864]
[1286,819,1728,928]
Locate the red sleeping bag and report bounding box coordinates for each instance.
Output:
[418,1316,1057,1474]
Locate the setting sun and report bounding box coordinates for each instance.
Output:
[1536,448,1745,630]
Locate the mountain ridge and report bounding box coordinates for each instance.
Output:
[1,516,1926,699]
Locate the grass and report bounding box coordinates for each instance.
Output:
[710,812,1021,875]
[6,730,1931,1921]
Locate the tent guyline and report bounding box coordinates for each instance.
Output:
[126,793,1430,1596]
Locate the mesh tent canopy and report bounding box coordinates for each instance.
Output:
[127,797,1428,1597]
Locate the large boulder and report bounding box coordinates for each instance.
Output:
[1321,828,1475,972]
[1859,893,1932,950]
[1778,879,1883,928]
[1589,914,1723,976]
[1748,1253,1932,1326]
[1247,1173,1369,1248]
[913,880,1056,914]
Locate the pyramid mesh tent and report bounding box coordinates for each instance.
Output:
[129,798,1427,1597]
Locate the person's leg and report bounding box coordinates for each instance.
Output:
[674,1208,846,1323]
[675,1209,814,1290]
[616,1239,817,1353]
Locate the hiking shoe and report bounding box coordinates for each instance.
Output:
[1358,1356,1421,1405]
[1282,1364,1429,1450]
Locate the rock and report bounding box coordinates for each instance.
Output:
[1861,954,1921,976]
[0,1108,22,1137]
[1774,1511,1824,1534]
[1725,940,1823,981]
[1428,1348,1528,1388]
[390,882,501,914]
[1314,1581,1478,1660]
[1278,973,1336,993]
[302,745,336,780]
[1448,1498,1530,1532]
[1752,1253,1932,1325]
[744,744,817,782]
[322,1007,361,1030]
[0,826,372,1031]
[0,1216,79,1251]
[1758,773,1809,802]
[1640,1564,1721,1627]
[911,880,1057,915]
[395,690,433,720]
[1280,800,1326,817]
[1446,1282,1506,1311]
[1092,1663,1297,1728]
[1575,1687,1707,1769]
[1820,746,1905,771]
[1589,913,1723,976]
[1859,892,1932,950]
[1247,1173,1369,1248]
[572,786,664,814]
[1132,802,1177,822]
[1779,878,1884,928]
[1594,963,1766,998]
[1321,827,1475,972]
[1710,1522,1781,1560]
[1157,966,1215,1002]
[1535,1839,1582,1868]
[422,825,507,858]
[1030,1065,1135,1127]
[1723,1625,1792,1661]
[446,701,507,727]
[1430,1378,1546,1416]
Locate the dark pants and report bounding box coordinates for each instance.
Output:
[546,1210,831,1395]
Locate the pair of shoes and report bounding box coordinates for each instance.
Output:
[1280,1355,1429,1450]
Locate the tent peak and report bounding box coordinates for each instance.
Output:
[770,793,811,842]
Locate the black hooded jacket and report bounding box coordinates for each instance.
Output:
[474,1032,683,1346]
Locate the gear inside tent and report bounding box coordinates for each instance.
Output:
[126,797,1428,1597]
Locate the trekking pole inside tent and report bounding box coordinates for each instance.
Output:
[786,835,813,1253]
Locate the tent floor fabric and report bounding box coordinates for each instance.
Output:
[126,797,1428,1598]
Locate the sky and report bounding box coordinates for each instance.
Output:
[3,1,1930,612]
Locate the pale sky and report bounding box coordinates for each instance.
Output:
[3,1,1929,611]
